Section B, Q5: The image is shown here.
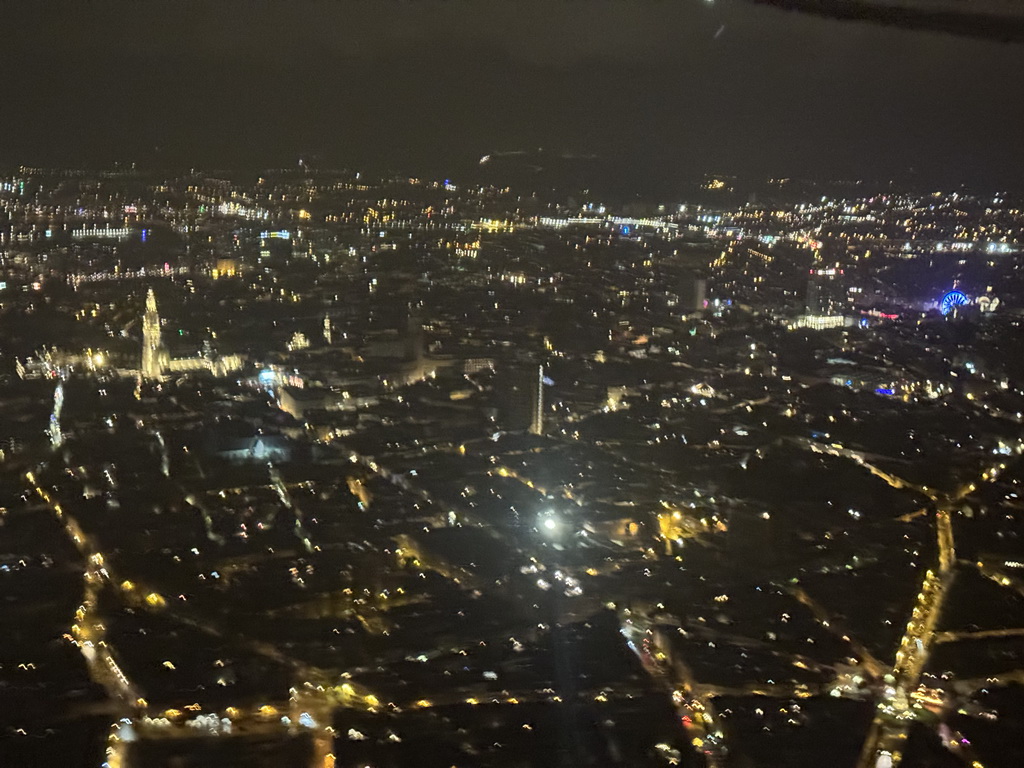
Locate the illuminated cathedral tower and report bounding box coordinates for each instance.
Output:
[141,288,167,379]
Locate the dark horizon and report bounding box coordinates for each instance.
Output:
[3,1,1024,194]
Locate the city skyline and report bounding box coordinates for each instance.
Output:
[4,4,1024,767]
[3,161,1024,768]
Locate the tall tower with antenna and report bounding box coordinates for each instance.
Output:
[141,288,166,379]
[48,383,64,448]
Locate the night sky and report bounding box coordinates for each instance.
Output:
[3,1,1023,190]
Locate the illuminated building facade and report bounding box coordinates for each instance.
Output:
[141,289,168,379]
[805,265,844,316]
[141,288,242,379]
[792,263,853,330]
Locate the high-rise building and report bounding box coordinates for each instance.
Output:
[805,265,843,315]
[404,307,424,364]
[141,288,167,379]
[678,271,707,315]
[502,363,544,435]
[791,263,854,329]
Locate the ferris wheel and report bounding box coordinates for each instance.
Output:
[940,290,969,315]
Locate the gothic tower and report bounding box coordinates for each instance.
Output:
[141,289,166,378]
